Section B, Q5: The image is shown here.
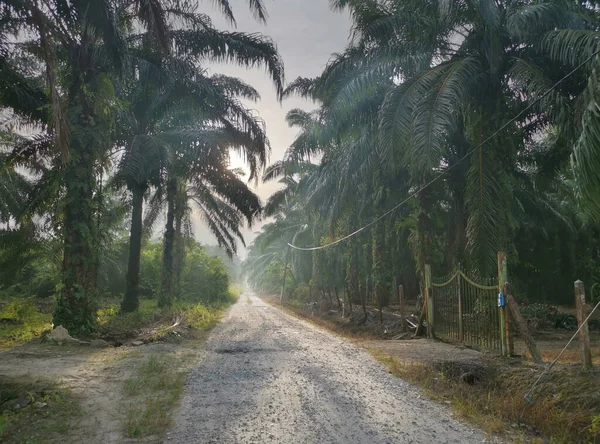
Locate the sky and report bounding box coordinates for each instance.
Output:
[190,0,352,256]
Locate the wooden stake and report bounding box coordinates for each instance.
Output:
[457,265,464,342]
[575,280,593,368]
[505,283,515,356]
[399,284,405,332]
[334,286,343,313]
[505,293,542,363]
[425,264,434,339]
[497,252,508,357]
[415,297,427,337]
[279,245,290,302]
[345,282,353,315]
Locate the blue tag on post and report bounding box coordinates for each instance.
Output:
[498,292,505,307]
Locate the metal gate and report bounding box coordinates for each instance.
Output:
[431,268,502,351]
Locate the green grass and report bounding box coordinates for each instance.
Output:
[122,354,185,437]
[0,380,80,444]
[0,298,52,349]
[97,285,240,340]
[97,298,159,337]
[123,355,187,437]
[119,288,240,438]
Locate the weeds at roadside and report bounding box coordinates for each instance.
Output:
[119,288,239,439]
[0,298,52,348]
[267,298,381,341]
[0,380,80,443]
[122,356,186,438]
[370,349,600,443]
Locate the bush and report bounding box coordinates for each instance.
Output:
[291,284,310,302]
[180,243,230,304]
[0,298,52,347]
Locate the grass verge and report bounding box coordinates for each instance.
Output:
[371,350,600,443]
[122,356,186,438]
[119,287,240,439]
[0,298,52,349]
[0,379,80,444]
[266,298,382,340]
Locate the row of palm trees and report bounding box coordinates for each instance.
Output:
[0,0,283,333]
[245,0,600,307]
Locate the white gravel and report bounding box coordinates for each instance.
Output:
[166,292,495,444]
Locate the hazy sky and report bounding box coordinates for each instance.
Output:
[190,0,351,255]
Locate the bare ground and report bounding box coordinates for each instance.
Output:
[167,292,496,444]
[0,339,202,443]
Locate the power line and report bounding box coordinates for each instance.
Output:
[288,47,600,252]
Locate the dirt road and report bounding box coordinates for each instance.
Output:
[167,293,493,444]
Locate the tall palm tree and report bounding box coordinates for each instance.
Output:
[291,0,596,273]
[113,51,270,311]
[0,0,181,333]
[142,138,262,306]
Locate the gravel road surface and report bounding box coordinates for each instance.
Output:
[166,292,494,444]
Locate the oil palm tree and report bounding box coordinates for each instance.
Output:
[141,137,262,306]
[1,0,283,328]
[297,0,596,273]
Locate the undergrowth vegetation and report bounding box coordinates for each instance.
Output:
[372,351,600,443]
[0,298,53,348]
[0,380,80,443]
[123,356,186,438]
[0,238,239,348]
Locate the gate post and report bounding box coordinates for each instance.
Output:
[457,264,464,342]
[574,280,593,368]
[497,252,508,357]
[425,264,434,339]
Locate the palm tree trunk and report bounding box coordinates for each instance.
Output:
[122,186,145,313]
[173,208,184,299]
[347,243,360,305]
[55,151,98,334]
[54,78,99,334]
[417,187,434,292]
[372,221,385,323]
[159,177,177,307]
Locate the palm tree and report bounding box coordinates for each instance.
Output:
[290,0,596,273]
[0,0,183,333]
[141,138,262,306]
[113,51,270,311]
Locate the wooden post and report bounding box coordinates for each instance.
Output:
[505,283,515,356]
[457,264,464,342]
[359,282,367,317]
[505,293,542,363]
[425,264,434,339]
[497,252,508,357]
[575,280,593,368]
[398,284,405,331]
